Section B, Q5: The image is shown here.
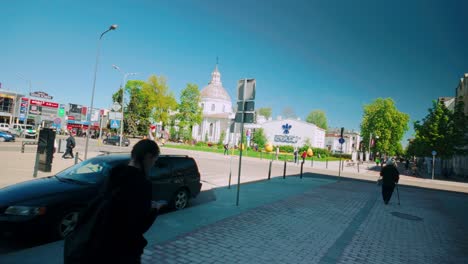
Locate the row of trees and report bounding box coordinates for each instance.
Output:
[407,100,467,158]
[112,75,202,138]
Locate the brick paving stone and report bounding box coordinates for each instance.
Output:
[143,180,468,264]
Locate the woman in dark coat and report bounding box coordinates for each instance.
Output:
[380,159,400,204]
[94,140,163,263]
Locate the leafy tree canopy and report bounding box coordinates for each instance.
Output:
[305,110,328,130]
[360,98,409,156]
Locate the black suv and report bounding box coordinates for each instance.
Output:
[103,136,130,146]
[0,153,202,239]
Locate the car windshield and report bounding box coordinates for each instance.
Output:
[56,158,114,184]
[25,126,34,130]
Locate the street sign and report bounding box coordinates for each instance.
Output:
[112,102,121,112]
[339,137,345,144]
[53,118,61,125]
[109,112,123,120]
[237,101,255,111]
[110,119,120,129]
[237,79,256,101]
[235,112,255,123]
[431,150,437,156]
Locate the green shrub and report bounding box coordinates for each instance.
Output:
[278,145,294,153]
[195,141,206,147]
[331,153,352,159]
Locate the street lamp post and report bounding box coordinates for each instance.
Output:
[84,25,118,160]
[112,65,137,147]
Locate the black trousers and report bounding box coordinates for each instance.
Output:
[63,147,74,158]
[382,184,395,203]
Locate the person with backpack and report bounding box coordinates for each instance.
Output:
[65,139,164,264]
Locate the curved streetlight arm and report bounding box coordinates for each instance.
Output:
[84,25,117,160]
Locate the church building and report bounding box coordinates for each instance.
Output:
[192,65,234,143]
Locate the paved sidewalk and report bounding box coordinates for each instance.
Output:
[142,179,468,264]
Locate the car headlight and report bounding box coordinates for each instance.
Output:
[4,206,47,216]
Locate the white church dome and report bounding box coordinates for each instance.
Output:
[200,65,231,102]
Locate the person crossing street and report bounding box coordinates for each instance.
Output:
[62,134,76,159]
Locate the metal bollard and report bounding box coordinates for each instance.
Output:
[228,155,233,189]
[74,152,79,165]
[311,157,314,167]
[21,143,25,153]
[268,160,272,180]
[33,151,40,178]
[357,162,360,173]
[326,158,328,169]
[300,162,304,179]
[283,159,287,179]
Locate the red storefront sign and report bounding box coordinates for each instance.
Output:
[29,99,59,108]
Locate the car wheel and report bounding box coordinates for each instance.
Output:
[56,210,80,239]
[173,189,189,210]
[0,137,5,142]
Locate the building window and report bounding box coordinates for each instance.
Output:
[209,123,214,137]
[0,97,13,113]
[211,104,215,111]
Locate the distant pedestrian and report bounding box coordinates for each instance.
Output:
[301,151,307,163]
[224,143,229,155]
[294,148,298,164]
[405,159,410,172]
[379,159,400,205]
[62,134,76,159]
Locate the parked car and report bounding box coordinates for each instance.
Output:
[0,123,10,132]
[10,124,37,138]
[103,136,130,146]
[0,153,202,239]
[0,131,15,142]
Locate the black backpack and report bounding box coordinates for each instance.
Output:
[64,166,124,264]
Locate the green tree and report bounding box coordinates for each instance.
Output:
[141,75,178,128]
[360,98,410,156]
[112,80,149,136]
[305,110,328,130]
[257,107,272,120]
[252,128,267,148]
[412,101,455,158]
[452,100,468,155]
[176,83,203,137]
[218,131,226,145]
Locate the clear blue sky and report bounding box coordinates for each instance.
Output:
[2,0,467,143]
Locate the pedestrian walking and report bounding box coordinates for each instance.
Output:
[65,139,164,264]
[301,151,307,163]
[294,148,298,164]
[223,143,229,155]
[62,134,76,159]
[405,159,410,172]
[379,158,400,205]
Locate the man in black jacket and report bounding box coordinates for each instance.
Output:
[380,158,400,204]
[62,134,76,159]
